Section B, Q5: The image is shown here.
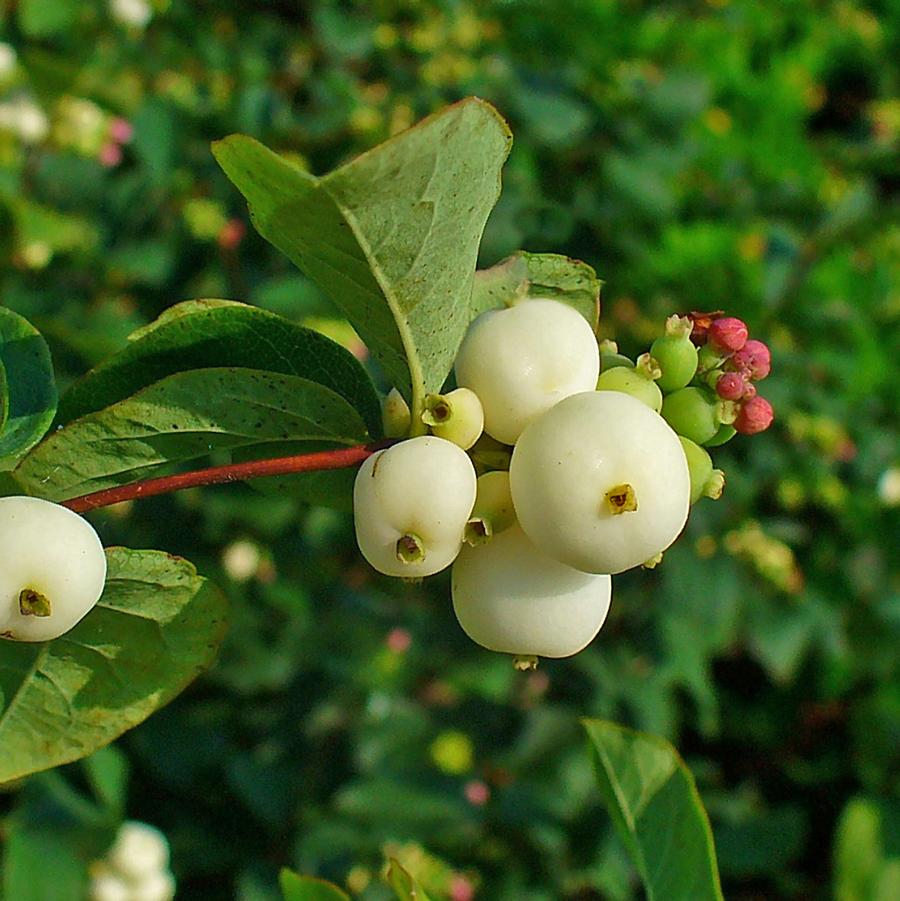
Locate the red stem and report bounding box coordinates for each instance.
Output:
[61,443,387,513]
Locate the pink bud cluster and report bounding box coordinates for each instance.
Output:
[689,311,774,435]
[99,117,133,169]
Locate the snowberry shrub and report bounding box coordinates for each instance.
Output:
[509,391,691,574]
[0,496,107,642]
[353,436,477,577]
[454,298,600,444]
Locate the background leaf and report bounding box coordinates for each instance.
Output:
[471,251,601,328]
[584,718,724,901]
[0,306,57,470]
[0,547,227,784]
[14,367,369,503]
[279,868,350,901]
[387,858,433,901]
[214,98,511,412]
[58,300,382,439]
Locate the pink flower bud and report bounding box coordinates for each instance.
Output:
[687,310,725,345]
[715,371,746,401]
[450,875,475,901]
[386,627,411,654]
[731,338,771,380]
[464,780,490,806]
[217,218,246,251]
[708,317,749,353]
[99,142,123,168]
[734,395,773,435]
[109,117,134,144]
[742,382,757,399]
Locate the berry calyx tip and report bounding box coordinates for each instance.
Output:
[395,533,426,564]
[19,588,52,617]
[605,483,638,514]
[513,654,539,671]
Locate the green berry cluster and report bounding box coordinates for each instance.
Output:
[597,312,774,506]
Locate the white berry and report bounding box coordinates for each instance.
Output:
[0,496,107,642]
[454,299,600,444]
[452,524,612,658]
[131,870,176,901]
[106,821,170,883]
[89,870,131,901]
[509,391,690,574]
[354,436,477,577]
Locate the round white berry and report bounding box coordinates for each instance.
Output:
[106,821,170,882]
[0,496,107,642]
[131,870,176,901]
[354,436,477,577]
[454,299,600,444]
[509,391,690,574]
[452,524,612,658]
[89,870,131,901]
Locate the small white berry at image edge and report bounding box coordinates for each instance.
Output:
[452,524,612,659]
[106,821,171,882]
[0,496,107,642]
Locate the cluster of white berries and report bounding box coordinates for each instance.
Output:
[355,299,693,667]
[0,496,107,643]
[89,821,176,901]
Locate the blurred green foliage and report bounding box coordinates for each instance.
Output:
[0,0,898,899]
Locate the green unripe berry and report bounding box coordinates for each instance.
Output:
[679,437,713,504]
[704,424,737,447]
[468,433,512,474]
[650,315,699,393]
[595,354,663,412]
[422,388,484,450]
[382,388,411,438]
[697,343,726,374]
[662,386,720,445]
[598,339,634,372]
[465,470,516,545]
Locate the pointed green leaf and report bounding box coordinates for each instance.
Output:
[0,356,9,431]
[0,548,228,784]
[14,367,369,503]
[213,98,511,415]
[471,251,601,328]
[386,858,433,901]
[279,868,350,901]
[584,719,724,901]
[59,299,382,438]
[834,797,897,901]
[0,307,57,470]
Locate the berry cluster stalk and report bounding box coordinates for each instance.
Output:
[61,444,388,513]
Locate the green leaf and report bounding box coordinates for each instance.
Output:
[2,820,88,901]
[59,299,382,439]
[835,797,891,901]
[0,306,58,470]
[0,355,9,430]
[82,745,129,817]
[213,98,512,415]
[279,868,350,901]
[17,0,80,37]
[0,547,227,784]
[471,251,601,328]
[15,367,369,502]
[386,858,433,901]
[584,719,724,901]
